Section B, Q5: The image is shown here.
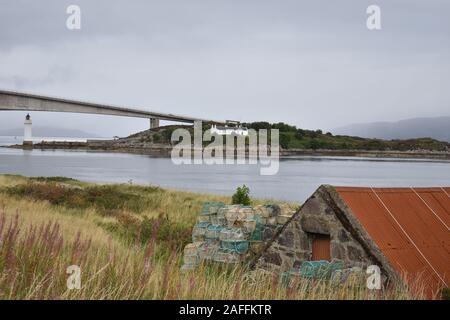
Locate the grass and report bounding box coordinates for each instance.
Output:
[243,122,450,151]
[0,174,427,300]
[4,181,161,213]
[118,123,450,152]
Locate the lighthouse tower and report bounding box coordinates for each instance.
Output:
[23,114,33,145]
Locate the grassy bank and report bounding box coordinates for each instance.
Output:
[0,175,422,299]
[24,123,450,159]
[125,123,450,152]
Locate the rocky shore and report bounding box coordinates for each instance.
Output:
[6,124,450,160]
[7,139,450,160]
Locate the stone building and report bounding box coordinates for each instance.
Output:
[254,185,450,297]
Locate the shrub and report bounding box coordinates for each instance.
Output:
[271,122,297,132]
[101,212,192,257]
[245,122,271,131]
[30,176,77,183]
[295,129,305,140]
[307,139,323,150]
[162,127,177,143]
[152,134,161,143]
[232,185,251,206]
[2,182,160,214]
[279,133,291,149]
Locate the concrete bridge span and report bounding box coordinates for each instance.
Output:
[0,89,225,128]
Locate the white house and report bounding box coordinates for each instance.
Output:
[210,124,249,136]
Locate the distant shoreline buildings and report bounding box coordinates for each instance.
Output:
[210,121,249,136]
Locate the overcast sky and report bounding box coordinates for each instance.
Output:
[0,0,449,137]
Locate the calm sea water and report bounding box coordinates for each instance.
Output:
[1,137,449,201]
[0,136,105,145]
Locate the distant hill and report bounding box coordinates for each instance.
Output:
[332,117,450,143]
[241,121,450,151]
[113,123,449,152]
[0,126,102,138]
[28,123,450,158]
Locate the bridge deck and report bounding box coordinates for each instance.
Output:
[0,89,224,124]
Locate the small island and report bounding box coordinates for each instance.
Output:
[8,121,450,160]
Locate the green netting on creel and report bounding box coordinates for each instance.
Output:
[263,204,278,214]
[194,222,210,228]
[300,261,344,279]
[281,271,295,287]
[281,261,345,286]
[205,224,225,240]
[219,240,250,254]
[201,202,225,215]
[219,227,246,241]
[192,222,210,241]
[248,215,265,241]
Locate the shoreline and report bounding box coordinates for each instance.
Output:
[5,141,450,160]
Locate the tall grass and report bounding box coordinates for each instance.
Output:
[0,175,427,300]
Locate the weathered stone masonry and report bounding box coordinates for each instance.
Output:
[254,185,399,281]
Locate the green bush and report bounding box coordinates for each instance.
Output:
[279,133,291,149]
[307,139,323,150]
[271,122,297,132]
[152,134,161,143]
[244,121,271,131]
[101,213,192,255]
[295,129,305,140]
[2,182,161,214]
[162,127,176,143]
[232,185,251,206]
[235,121,450,151]
[30,176,77,183]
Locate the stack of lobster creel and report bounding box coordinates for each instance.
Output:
[181,202,295,271]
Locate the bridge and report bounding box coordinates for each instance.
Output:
[0,89,225,128]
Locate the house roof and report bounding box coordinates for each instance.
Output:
[335,186,450,296]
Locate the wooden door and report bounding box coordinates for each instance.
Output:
[312,235,331,261]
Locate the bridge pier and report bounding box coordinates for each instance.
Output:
[150,118,160,129]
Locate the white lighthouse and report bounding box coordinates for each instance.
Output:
[23,114,33,145]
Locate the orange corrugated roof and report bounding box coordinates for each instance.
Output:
[335,187,450,298]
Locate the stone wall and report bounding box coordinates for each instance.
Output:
[255,187,376,273]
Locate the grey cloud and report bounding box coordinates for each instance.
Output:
[0,0,449,136]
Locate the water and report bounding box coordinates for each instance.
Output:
[0,136,23,146]
[1,142,449,202]
[0,136,97,145]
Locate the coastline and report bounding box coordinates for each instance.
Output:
[5,140,450,160]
